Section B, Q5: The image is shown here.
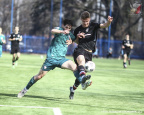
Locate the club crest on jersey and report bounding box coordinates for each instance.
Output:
[86,28,89,32]
[44,66,47,69]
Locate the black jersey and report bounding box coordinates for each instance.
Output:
[74,22,100,52]
[9,33,22,48]
[122,39,133,51]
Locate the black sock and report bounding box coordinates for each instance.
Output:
[73,79,80,90]
[123,62,126,65]
[78,65,86,76]
[26,76,37,90]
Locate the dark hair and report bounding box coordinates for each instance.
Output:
[63,19,73,26]
[81,11,90,19]
[125,32,131,36]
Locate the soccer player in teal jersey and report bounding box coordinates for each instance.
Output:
[17,19,90,98]
[0,28,6,57]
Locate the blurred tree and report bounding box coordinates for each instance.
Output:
[0,0,11,34]
[0,0,143,41]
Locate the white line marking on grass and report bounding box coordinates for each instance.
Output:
[53,108,62,115]
[0,105,62,115]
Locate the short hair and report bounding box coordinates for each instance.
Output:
[81,11,90,19]
[63,19,73,26]
[125,33,131,36]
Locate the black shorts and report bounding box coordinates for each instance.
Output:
[11,47,20,54]
[73,48,92,65]
[123,49,131,57]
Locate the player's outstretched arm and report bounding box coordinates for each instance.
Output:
[100,16,113,28]
[51,29,69,34]
[51,29,63,34]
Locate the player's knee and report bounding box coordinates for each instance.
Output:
[36,73,44,80]
[37,75,43,80]
[71,65,77,71]
[77,56,85,65]
[13,55,15,58]
[78,61,85,66]
[123,55,126,59]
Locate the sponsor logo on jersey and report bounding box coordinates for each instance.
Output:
[86,28,89,32]
[44,66,47,69]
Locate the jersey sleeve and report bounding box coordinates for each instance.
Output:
[69,32,76,41]
[54,27,63,36]
[94,23,100,30]
[74,27,79,38]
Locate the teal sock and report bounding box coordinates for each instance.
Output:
[73,70,82,83]
[26,76,37,89]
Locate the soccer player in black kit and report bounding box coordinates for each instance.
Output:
[122,34,133,68]
[69,11,113,99]
[9,27,23,66]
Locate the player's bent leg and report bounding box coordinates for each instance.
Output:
[76,55,85,66]
[17,69,48,98]
[76,55,86,77]
[61,60,91,83]
[61,60,82,82]
[76,55,91,84]
[26,69,48,89]
[61,60,77,71]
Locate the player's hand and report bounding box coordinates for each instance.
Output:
[77,32,85,38]
[13,38,16,41]
[122,46,125,49]
[108,16,113,23]
[63,30,70,34]
[66,36,72,45]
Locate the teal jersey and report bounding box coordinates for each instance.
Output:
[0,34,5,48]
[47,27,75,59]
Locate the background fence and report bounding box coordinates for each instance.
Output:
[2,35,144,59]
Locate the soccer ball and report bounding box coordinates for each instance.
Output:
[85,61,95,72]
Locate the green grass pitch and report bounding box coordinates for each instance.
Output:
[0,53,144,115]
